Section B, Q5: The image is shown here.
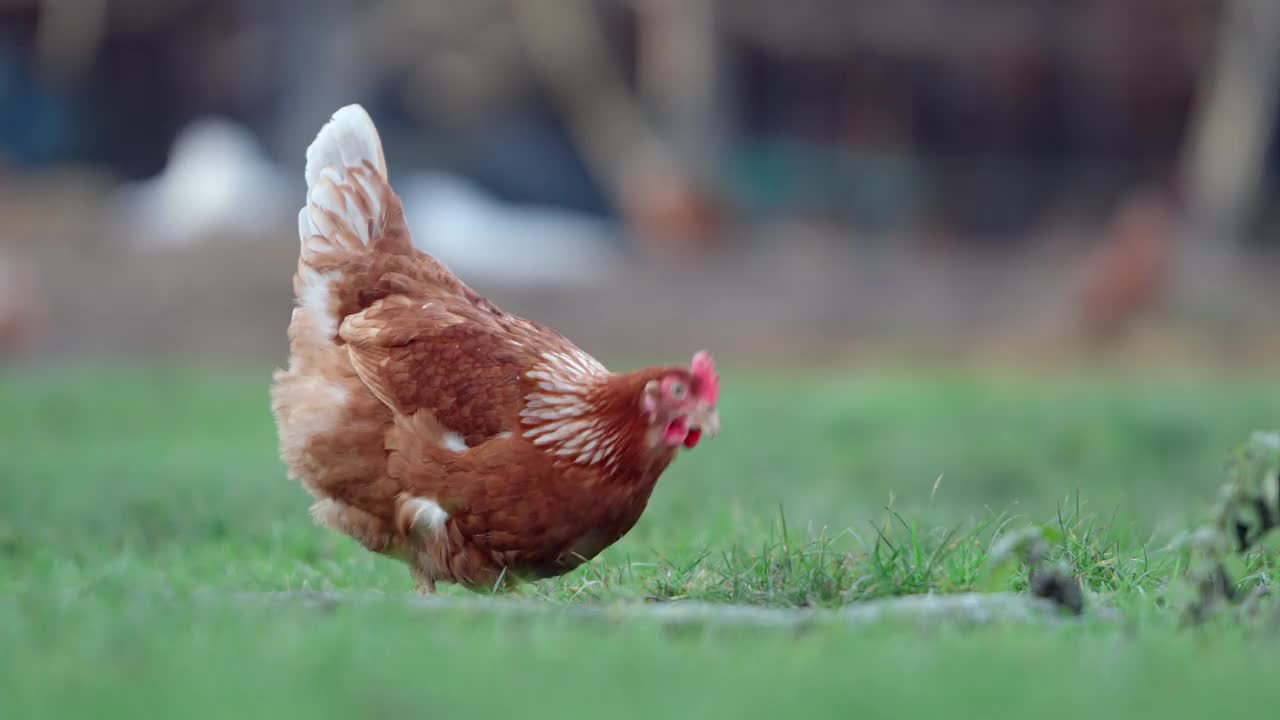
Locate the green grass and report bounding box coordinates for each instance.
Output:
[3,365,1280,718]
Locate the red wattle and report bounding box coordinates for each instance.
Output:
[683,428,702,448]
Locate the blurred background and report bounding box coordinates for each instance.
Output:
[2,0,1280,371]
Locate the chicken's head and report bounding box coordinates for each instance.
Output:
[641,351,721,449]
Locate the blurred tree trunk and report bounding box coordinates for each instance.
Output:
[509,0,722,252]
[635,0,727,188]
[1176,0,1280,314]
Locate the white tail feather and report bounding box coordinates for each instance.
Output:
[298,104,389,249]
[304,104,387,186]
[294,104,392,343]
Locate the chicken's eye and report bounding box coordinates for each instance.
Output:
[668,381,687,400]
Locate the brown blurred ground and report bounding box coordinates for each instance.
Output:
[6,171,1280,373]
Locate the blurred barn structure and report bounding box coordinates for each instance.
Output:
[1,0,1279,365]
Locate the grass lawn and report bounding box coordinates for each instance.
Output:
[3,364,1280,718]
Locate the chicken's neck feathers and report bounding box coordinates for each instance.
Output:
[519,360,672,480]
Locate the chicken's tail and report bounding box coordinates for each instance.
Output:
[292,104,414,345]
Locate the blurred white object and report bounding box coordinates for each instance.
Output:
[397,171,624,288]
[110,117,292,248]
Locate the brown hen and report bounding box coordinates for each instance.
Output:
[270,105,720,593]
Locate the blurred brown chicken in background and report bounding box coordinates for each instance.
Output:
[0,248,46,358]
[1075,190,1178,342]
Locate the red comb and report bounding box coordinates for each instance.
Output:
[691,351,719,405]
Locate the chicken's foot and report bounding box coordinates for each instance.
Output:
[410,566,437,595]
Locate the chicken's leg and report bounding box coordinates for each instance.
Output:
[410,566,437,595]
